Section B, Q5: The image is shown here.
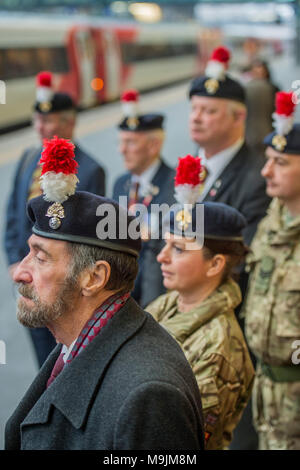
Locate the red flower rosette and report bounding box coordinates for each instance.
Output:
[175,155,203,186]
[40,136,78,175]
[121,89,139,102]
[36,71,52,88]
[275,91,296,117]
[211,46,231,64]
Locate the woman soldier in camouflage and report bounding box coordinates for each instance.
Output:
[146,156,255,450]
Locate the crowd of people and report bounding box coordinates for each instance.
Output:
[3,47,300,450]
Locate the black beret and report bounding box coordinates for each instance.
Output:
[27,191,142,257]
[166,202,247,242]
[34,92,75,114]
[189,75,246,104]
[263,123,300,154]
[118,113,164,132]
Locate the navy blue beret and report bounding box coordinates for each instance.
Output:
[34,92,75,114]
[167,202,247,241]
[27,191,142,257]
[263,123,300,154]
[189,75,246,104]
[118,113,164,132]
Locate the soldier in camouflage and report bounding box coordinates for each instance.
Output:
[147,201,255,450]
[243,92,300,450]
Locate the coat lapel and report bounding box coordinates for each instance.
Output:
[149,159,175,205]
[5,345,60,448]
[203,144,246,202]
[17,299,146,433]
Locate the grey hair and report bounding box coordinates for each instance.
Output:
[227,100,247,119]
[66,242,138,294]
[59,109,77,124]
[146,129,165,144]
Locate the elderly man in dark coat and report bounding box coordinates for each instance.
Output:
[5,137,204,451]
[113,90,175,308]
[4,71,106,367]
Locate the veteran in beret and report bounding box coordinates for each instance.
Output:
[112,89,176,308]
[189,46,270,247]
[5,137,204,451]
[243,91,300,450]
[4,71,106,367]
[146,155,255,450]
[188,47,272,449]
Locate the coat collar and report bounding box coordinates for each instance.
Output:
[157,278,241,344]
[18,298,146,431]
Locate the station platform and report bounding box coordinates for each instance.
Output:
[1,51,300,449]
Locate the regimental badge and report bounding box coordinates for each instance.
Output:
[39,101,52,113]
[199,166,208,182]
[175,209,192,231]
[126,116,139,130]
[272,134,287,152]
[204,78,219,95]
[46,202,65,230]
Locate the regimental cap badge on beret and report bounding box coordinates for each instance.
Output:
[174,155,206,231]
[36,71,53,113]
[121,89,140,130]
[38,136,79,229]
[204,46,231,95]
[270,91,296,152]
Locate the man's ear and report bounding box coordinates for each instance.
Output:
[81,261,111,297]
[206,254,226,278]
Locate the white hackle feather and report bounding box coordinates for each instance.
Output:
[36,86,53,103]
[272,112,294,136]
[122,101,139,117]
[205,60,226,80]
[40,172,79,203]
[174,184,201,206]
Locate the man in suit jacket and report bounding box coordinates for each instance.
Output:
[113,110,175,307]
[4,73,106,367]
[188,47,271,450]
[5,168,204,450]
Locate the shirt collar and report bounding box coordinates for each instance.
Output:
[199,138,244,175]
[61,338,77,363]
[131,158,161,197]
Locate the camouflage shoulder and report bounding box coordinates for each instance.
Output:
[145,290,179,322]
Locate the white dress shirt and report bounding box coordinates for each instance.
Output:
[131,158,161,198]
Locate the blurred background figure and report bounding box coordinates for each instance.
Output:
[113,90,175,308]
[244,92,300,450]
[4,71,106,368]
[243,60,280,152]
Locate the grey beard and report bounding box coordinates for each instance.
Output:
[16,279,78,328]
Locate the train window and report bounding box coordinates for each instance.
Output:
[1,46,69,80]
[121,42,197,64]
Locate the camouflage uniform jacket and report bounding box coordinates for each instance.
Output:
[147,278,255,450]
[244,198,300,365]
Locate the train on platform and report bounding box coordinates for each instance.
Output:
[0,15,222,132]
[0,14,287,132]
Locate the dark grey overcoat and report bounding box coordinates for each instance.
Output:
[5,298,204,450]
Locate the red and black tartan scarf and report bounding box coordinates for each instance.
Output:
[66,292,130,364]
